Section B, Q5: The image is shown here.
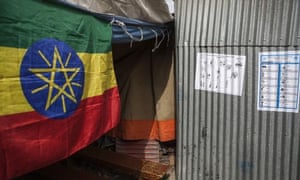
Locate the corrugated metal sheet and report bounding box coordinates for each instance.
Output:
[177,0,300,46]
[175,0,300,180]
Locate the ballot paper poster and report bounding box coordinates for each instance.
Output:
[195,53,246,96]
[257,51,300,113]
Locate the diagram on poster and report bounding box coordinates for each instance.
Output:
[257,51,300,113]
[195,53,246,96]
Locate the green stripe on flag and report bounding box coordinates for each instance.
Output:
[0,0,112,53]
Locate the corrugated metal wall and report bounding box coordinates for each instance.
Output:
[175,0,300,180]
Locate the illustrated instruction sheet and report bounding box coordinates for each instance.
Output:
[257,51,300,112]
[195,53,246,96]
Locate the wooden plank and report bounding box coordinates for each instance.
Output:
[75,147,170,180]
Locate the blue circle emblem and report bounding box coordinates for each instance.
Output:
[20,38,84,119]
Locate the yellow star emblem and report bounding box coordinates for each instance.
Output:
[29,46,82,113]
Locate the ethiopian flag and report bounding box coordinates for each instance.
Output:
[0,0,120,179]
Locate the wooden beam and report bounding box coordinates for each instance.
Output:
[74,147,170,180]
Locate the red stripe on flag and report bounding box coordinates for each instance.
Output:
[0,87,120,180]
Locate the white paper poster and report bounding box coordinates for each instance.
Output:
[257,51,300,113]
[195,53,246,96]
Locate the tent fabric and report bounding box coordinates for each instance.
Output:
[111,38,175,142]
[55,0,174,43]
[56,0,174,24]
[103,17,173,44]
[57,0,176,141]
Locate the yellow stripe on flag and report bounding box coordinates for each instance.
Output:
[0,46,117,116]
